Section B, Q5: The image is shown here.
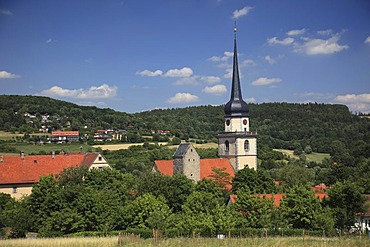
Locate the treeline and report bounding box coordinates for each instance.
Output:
[1,96,369,153]
[0,165,366,238]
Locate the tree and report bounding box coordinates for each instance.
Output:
[123,193,171,230]
[280,186,327,230]
[208,167,232,192]
[232,189,275,229]
[232,167,276,194]
[277,162,314,188]
[175,191,235,235]
[138,173,193,213]
[326,181,367,231]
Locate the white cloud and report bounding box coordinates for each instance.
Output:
[40,84,117,99]
[334,93,370,113]
[224,68,233,79]
[200,76,221,84]
[287,29,305,36]
[241,59,254,67]
[164,67,193,78]
[0,71,20,79]
[252,77,282,86]
[267,37,295,45]
[246,97,256,103]
[365,36,370,44]
[46,38,53,44]
[136,69,163,77]
[208,51,233,62]
[264,55,276,64]
[317,29,333,36]
[203,85,227,95]
[167,93,199,104]
[0,9,12,15]
[232,6,253,19]
[294,33,348,55]
[173,77,198,86]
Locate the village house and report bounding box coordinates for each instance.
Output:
[0,152,111,199]
[51,130,79,143]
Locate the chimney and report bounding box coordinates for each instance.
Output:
[0,155,3,162]
[20,152,25,160]
[52,151,55,159]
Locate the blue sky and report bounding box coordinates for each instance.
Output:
[1,0,370,113]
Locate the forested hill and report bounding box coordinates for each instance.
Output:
[0,95,369,156]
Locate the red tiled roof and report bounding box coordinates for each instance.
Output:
[154,160,173,176]
[200,158,234,180]
[51,131,79,136]
[154,158,234,188]
[0,153,98,184]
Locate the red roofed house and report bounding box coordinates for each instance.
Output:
[0,152,110,199]
[51,131,79,143]
[154,143,234,188]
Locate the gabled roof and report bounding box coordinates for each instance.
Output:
[0,153,99,184]
[154,158,234,187]
[173,143,191,158]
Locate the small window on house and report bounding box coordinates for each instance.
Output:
[13,187,17,194]
[98,166,103,171]
[34,160,37,164]
[225,140,229,152]
[193,159,195,161]
[244,128,247,132]
[191,149,193,152]
[98,156,102,161]
[244,140,249,151]
[190,174,193,177]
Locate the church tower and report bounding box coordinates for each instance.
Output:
[218,26,257,171]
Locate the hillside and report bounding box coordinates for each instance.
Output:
[0,95,369,159]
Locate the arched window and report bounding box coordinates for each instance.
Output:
[244,140,249,151]
[225,140,229,152]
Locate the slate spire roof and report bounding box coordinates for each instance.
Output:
[224,25,249,118]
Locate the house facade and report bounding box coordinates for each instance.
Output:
[0,152,110,199]
[51,131,79,143]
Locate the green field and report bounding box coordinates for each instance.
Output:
[0,236,368,247]
[274,149,330,163]
[0,131,51,141]
[4,143,96,155]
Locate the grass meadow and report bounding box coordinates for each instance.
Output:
[0,236,369,247]
[273,149,330,163]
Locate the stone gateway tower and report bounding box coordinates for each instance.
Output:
[218,27,257,171]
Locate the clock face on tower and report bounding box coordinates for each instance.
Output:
[226,119,230,126]
[243,119,248,125]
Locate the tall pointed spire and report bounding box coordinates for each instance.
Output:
[224,23,249,118]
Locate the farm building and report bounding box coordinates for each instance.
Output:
[0,152,110,199]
